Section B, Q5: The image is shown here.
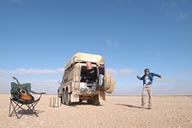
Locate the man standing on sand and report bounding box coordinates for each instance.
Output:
[137,68,162,109]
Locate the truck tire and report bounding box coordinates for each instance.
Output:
[93,95,100,105]
[61,92,66,104]
[87,95,100,105]
[87,100,93,104]
[65,91,71,105]
[105,72,115,93]
[79,99,83,103]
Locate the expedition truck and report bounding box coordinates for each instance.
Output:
[58,52,115,105]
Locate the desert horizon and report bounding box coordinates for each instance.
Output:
[1,93,192,96]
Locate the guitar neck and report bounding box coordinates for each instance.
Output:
[13,77,23,90]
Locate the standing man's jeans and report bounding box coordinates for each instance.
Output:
[141,86,152,108]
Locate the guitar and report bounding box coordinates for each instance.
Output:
[12,76,34,102]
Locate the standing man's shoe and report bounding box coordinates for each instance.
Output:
[141,103,145,107]
[148,104,152,109]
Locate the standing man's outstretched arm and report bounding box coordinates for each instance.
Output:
[151,73,162,78]
[137,75,144,80]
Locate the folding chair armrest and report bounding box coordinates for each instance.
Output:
[30,90,46,95]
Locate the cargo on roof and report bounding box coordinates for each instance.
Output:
[65,52,105,70]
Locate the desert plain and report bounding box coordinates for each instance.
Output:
[0,94,192,128]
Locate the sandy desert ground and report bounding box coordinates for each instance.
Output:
[0,94,192,128]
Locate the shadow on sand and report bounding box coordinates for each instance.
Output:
[12,110,45,118]
[64,102,103,107]
[116,104,150,110]
[17,110,45,115]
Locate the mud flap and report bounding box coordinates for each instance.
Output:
[70,93,79,102]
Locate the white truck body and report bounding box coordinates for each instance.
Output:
[58,52,115,105]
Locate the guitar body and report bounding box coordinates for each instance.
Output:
[17,88,34,101]
[13,76,34,102]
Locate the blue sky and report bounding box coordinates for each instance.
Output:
[0,0,192,95]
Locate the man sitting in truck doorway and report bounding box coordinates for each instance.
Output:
[80,77,87,83]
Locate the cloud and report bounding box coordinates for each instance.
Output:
[0,69,6,74]
[10,0,25,4]
[112,85,141,95]
[180,70,192,75]
[113,84,192,95]
[30,80,60,94]
[111,76,192,95]
[0,68,64,76]
[154,84,192,95]
[162,0,191,20]
[156,77,192,85]
[1,67,134,76]
[0,68,63,94]
[119,69,134,75]
[162,0,178,8]
[0,79,60,94]
[106,68,134,75]
[0,79,10,93]
[178,12,190,19]
[106,68,117,75]
[1,69,192,95]
[106,40,119,47]
[106,40,112,46]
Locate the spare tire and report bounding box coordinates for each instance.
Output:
[105,72,115,93]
